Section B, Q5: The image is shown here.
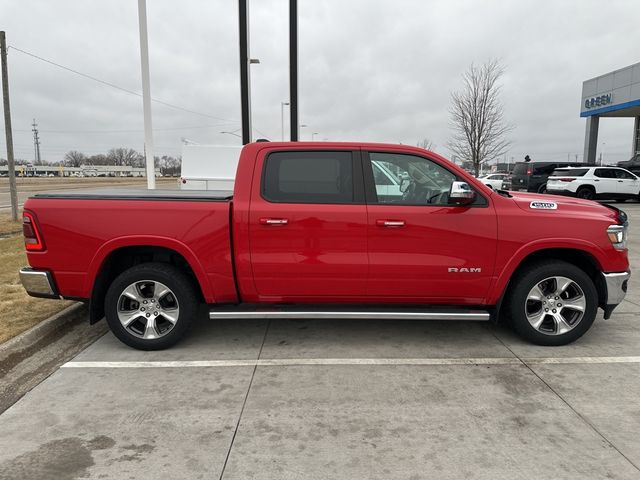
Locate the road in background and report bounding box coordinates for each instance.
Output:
[0,177,178,209]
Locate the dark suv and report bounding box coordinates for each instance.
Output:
[617,154,640,175]
[510,162,594,193]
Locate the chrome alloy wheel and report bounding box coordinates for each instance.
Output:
[525,276,586,335]
[117,280,180,339]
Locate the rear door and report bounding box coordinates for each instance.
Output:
[248,149,368,298]
[363,151,498,303]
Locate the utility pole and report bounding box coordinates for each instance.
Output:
[1,31,18,222]
[32,119,41,164]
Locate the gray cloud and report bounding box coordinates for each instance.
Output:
[1,0,638,164]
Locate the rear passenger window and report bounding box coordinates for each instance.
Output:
[262,151,354,204]
[595,169,615,178]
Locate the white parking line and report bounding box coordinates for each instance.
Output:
[60,356,640,369]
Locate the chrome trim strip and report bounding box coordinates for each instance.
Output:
[209,311,490,321]
[602,271,630,305]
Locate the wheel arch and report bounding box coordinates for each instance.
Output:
[87,238,213,324]
[491,246,607,321]
[576,184,596,195]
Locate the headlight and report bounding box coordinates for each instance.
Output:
[607,224,627,250]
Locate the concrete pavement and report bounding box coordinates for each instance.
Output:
[1,204,640,479]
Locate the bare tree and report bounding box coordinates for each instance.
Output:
[157,155,181,176]
[448,59,512,176]
[86,153,109,165]
[417,138,436,151]
[63,150,86,168]
[107,148,143,167]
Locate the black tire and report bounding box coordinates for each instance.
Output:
[576,186,595,200]
[105,263,199,350]
[486,184,493,190]
[505,260,598,346]
[537,184,547,194]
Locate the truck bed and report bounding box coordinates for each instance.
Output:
[32,188,233,201]
[24,188,237,304]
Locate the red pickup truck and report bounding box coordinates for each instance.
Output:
[20,142,630,350]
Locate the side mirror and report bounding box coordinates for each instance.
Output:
[449,181,476,206]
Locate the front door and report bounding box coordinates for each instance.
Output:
[614,168,640,197]
[249,150,368,299]
[364,151,497,303]
[593,168,619,196]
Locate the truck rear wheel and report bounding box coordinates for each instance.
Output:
[104,263,198,350]
[506,261,597,346]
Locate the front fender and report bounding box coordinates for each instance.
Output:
[486,238,608,305]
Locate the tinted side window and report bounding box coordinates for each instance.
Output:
[614,169,636,179]
[367,152,459,206]
[262,151,354,204]
[594,168,615,178]
[551,168,589,177]
[533,164,557,175]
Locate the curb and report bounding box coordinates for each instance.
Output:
[0,303,85,359]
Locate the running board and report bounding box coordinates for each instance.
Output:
[209,307,490,321]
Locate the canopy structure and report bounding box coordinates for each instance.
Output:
[581,62,640,164]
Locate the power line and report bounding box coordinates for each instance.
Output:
[13,122,237,134]
[8,45,239,123]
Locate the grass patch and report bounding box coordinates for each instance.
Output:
[0,211,22,237]
[0,235,73,344]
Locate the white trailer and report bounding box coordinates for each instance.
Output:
[180,145,242,190]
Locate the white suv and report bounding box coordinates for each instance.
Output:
[546,166,640,202]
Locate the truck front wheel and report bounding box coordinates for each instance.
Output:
[104,263,198,350]
[506,261,598,346]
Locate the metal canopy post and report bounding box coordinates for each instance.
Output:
[289,0,298,141]
[239,0,251,145]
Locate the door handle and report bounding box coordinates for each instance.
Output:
[260,218,289,225]
[376,219,405,227]
[618,180,623,182]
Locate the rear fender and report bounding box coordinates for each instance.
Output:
[85,235,215,302]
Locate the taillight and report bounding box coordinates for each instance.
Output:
[23,212,45,251]
[558,178,575,182]
[527,168,532,176]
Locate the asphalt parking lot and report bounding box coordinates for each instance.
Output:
[1,204,640,479]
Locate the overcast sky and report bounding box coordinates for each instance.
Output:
[1,0,639,164]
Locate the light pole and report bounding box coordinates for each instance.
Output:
[281,102,289,141]
[221,130,242,139]
[312,132,319,141]
[137,0,155,188]
[300,124,307,139]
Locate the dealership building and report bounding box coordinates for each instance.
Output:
[582,61,640,164]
